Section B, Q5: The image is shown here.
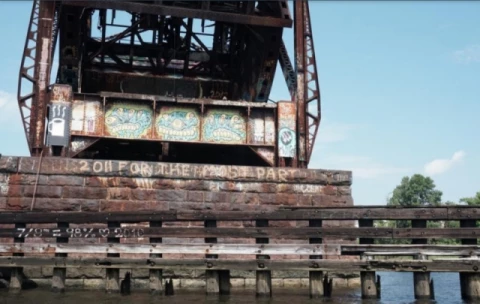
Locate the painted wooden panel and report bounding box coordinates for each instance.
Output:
[104,102,153,139]
[202,109,247,144]
[278,102,296,158]
[155,106,201,141]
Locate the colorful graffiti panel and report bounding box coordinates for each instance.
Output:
[202,109,247,144]
[278,102,296,158]
[71,98,103,135]
[156,106,201,142]
[104,102,153,139]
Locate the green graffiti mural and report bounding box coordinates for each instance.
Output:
[105,102,153,139]
[202,109,246,143]
[156,107,200,141]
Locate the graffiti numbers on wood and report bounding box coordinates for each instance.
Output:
[16,228,145,238]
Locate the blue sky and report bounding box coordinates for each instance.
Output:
[0,1,479,206]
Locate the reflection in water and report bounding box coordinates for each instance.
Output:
[0,273,472,304]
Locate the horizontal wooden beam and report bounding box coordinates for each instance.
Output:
[0,256,479,272]
[343,244,480,256]
[64,1,293,28]
[0,243,341,256]
[2,207,480,223]
[2,243,480,257]
[7,227,480,239]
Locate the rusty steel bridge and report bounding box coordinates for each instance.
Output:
[17,0,321,168]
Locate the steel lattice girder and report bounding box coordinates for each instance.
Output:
[64,1,292,28]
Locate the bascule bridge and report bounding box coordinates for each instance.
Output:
[17,0,321,168]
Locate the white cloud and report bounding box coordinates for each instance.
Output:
[0,90,19,123]
[424,150,466,176]
[453,45,480,64]
[317,122,360,143]
[311,154,412,180]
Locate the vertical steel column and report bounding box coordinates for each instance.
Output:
[294,0,307,168]
[30,0,56,156]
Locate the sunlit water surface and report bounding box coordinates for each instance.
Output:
[0,272,473,304]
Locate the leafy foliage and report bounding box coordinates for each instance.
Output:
[387,174,442,207]
[375,174,460,244]
[460,192,480,206]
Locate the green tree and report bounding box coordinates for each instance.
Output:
[459,192,480,206]
[376,174,444,244]
[388,174,443,207]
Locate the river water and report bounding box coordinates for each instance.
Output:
[0,272,472,304]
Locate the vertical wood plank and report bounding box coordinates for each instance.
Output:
[309,219,324,298]
[149,221,163,295]
[51,222,68,293]
[205,220,230,295]
[256,219,271,297]
[105,221,120,293]
[459,219,480,300]
[10,223,26,291]
[412,220,433,299]
[359,219,379,299]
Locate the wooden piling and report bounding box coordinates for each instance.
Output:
[205,220,230,295]
[205,220,219,294]
[460,219,480,300]
[149,221,163,295]
[359,219,378,299]
[256,219,272,297]
[412,220,433,299]
[308,219,324,298]
[106,221,120,293]
[51,222,68,293]
[10,223,26,291]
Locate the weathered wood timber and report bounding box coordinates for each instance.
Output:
[4,226,480,239]
[0,257,479,272]
[0,206,479,300]
[412,220,433,300]
[4,243,480,256]
[3,207,480,223]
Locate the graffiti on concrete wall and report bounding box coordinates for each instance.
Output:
[156,107,200,141]
[105,102,153,139]
[202,109,246,144]
[278,102,296,158]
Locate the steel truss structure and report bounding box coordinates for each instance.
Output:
[17,0,321,168]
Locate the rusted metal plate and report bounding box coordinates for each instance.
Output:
[104,101,153,139]
[51,84,73,102]
[278,101,296,158]
[202,108,247,144]
[265,111,276,145]
[248,110,265,144]
[251,147,275,166]
[155,106,201,142]
[71,96,103,135]
[69,137,99,156]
